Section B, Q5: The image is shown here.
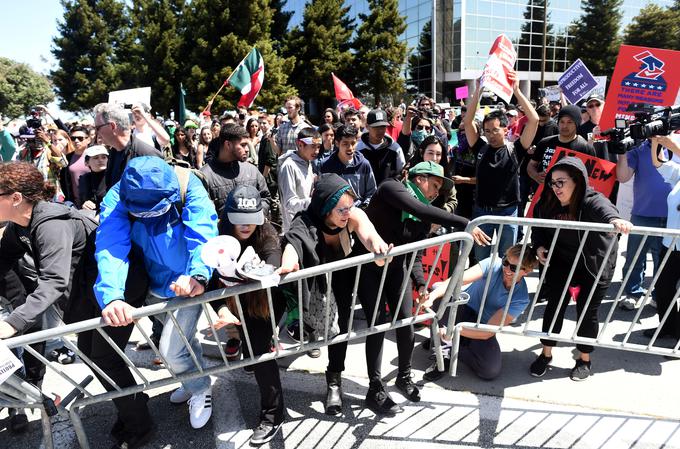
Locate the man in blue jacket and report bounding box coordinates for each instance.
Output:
[94,156,219,437]
[320,125,377,208]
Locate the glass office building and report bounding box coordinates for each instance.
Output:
[285,0,673,103]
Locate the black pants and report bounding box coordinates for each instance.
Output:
[240,290,286,426]
[77,254,153,435]
[327,267,358,373]
[454,305,502,380]
[358,257,414,385]
[540,265,607,354]
[656,246,680,338]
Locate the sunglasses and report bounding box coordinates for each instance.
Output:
[95,122,112,132]
[502,257,521,273]
[415,125,432,131]
[333,205,353,216]
[71,135,87,142]
[587,103,601,108]
[547,178,570,189]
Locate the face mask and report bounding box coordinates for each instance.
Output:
[411,129,430,147]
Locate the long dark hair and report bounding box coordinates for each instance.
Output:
[172,127,197,167]
[539,164,586,219]
[219,218,280,319]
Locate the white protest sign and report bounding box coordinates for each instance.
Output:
[108,87,152,107]
[540,85,562,102]
[0,341,22,386]
[479,35,517,104]
[587,76,608,98]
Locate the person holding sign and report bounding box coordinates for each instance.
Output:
[463,71,539,261]
[648,136,680,341]
[530,157,632,381]
[527,105,595,185]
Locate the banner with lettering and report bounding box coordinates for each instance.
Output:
[480,35,517,103]
[526,147,617,218]
[558,59,598,104]
[600,45,680,130]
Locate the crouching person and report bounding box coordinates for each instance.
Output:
[423,244,539,381]
[95,157,218,436]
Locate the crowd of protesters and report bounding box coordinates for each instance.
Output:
[0,70,678,448]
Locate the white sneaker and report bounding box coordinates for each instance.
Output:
[170,386,192,404]
[619,296,638,310]
[188,388,212,429]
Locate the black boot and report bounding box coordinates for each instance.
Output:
[395,370,421,402]
[365,382,402,416]
[325,371,343,415]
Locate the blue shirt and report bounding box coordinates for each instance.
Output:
[464,257,529,323]
[627,141,673,218]
[658,160,680,251]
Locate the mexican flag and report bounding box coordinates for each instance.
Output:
[228,47,265,108]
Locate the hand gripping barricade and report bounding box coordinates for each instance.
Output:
[441,216,680,377]
[0,232,473,449]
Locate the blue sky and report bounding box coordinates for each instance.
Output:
[0,1,64,74]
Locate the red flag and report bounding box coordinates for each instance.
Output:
[332,73,355,101]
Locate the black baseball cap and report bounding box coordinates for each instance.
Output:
[367,109,389,127]
[225,185,264,225]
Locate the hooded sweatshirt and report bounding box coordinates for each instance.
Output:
[355,132,405,185]
[278,150,314,233]
[532,156,620,284]
[0,202,98,332]
[95,157,217,307]
[320,149,377,208]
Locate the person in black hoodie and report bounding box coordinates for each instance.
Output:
[0,161,154,448]
[279,173,391,416]
[530,157,632,381]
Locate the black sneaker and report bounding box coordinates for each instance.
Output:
[570,359,592,381]
[529,353,552,377]
[365,386,402,416]
[9,409,28,433]
[423,358,450,382]
[395,373,421,402]
[250,420,282,446]
[286,321,302,342]
[110,423,156,449]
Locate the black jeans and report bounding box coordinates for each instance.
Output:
[655,246,680,338]
[326,267,358,373]
[540,265,607,354]
[358,257,415,385]
[453,305,502,380]
[239,289,286,425]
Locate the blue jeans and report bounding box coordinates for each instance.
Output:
[472,204,518,262]
[152,295,210,394]
[622,215,666,299]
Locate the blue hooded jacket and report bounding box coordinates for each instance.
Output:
[320,149,377,208]
[94,157,218,308]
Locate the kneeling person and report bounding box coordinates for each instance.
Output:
[425,244,538,380]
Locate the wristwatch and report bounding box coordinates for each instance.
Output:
[191,274,208,288]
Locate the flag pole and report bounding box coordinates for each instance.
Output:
[201,47,256,115]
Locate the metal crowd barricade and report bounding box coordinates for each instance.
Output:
[444,216,680,376]
[0,231,473,449]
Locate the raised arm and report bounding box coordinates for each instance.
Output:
[463,79,482,148]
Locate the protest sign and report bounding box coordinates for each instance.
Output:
[412,243,452,321]
[480,35,517,103]
[588,76,607,98]
[539,85,562,102]
[108,87,152,108]
[558,59,598,104]
[526,147,617,218]
[455,86,469,100]
[600,45,680,129]
[0,341,21,386]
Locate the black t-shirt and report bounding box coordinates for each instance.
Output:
[531,135,595,173]
[472,139,523,208]
[578,120,596,141]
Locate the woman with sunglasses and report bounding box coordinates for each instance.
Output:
[424,243,539,381]
[172,127,198,168]
[279,173,391,417]
[530,156,631,381]
[397,108,435,162]
[59,125,92,207]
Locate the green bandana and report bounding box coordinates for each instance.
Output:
[401,180,430,222]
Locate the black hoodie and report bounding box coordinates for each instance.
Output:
[532,157,620,284]
[0,202,99,332]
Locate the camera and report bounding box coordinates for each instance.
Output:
[600,103,680,154]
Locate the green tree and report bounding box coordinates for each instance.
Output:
[407,20,432,95]
[0,58,55,118]
[270,0,294,50]
[568,0,622,79]
[184,0,296,113]
[51,0,132,111]
[352,0,407,105]
[623,4,680,51]
[128,0,186,116]
[285,0,355,112]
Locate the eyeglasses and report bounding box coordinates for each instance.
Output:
[415,125,432,131]
[333,205,354,216]
[71,135,87,142]
[502,257,520,273]
[94,122,112,132]
[547,178,570,189]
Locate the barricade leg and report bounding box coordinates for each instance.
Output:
[69,406,90,449]
[41,406,55,449]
